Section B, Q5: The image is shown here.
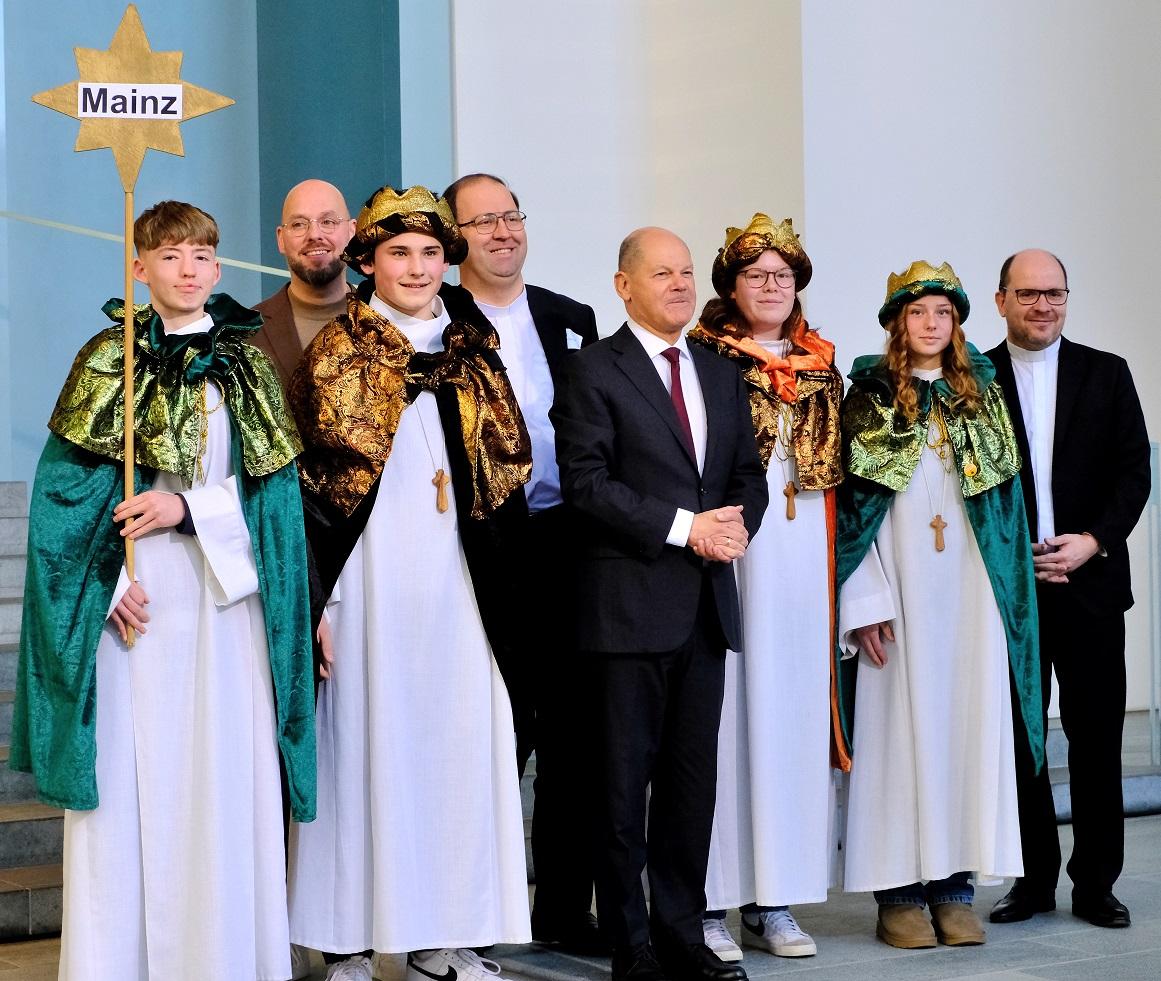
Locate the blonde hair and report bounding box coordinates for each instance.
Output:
[885,302,981,423]
[134,200,219,253]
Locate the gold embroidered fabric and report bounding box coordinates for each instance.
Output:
[49,301,301,482]
[290,294,531,518]
[688,323,843,489]
[844,379,1021,496]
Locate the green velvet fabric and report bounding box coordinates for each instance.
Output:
[834,354,1044,774]
[10,435,317,821]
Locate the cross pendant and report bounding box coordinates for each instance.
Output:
[433,468,450,513]
[930,513,947,552]
[783,480,798,520]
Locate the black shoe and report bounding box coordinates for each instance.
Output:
[611,944,669,981]
[989,884,1056,923]
[532,911,612,956]
[656,943,747,981]
[1072,891,1131,928]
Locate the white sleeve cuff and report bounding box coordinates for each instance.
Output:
[837,544,896,656]
[667,508,695,548]
[106,565,132,618]
[182,476,260,605]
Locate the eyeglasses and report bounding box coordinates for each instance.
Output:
[1000,287,1069,305]
[739,268,795,289]
[281,216,350,237]
[456,211,527,234]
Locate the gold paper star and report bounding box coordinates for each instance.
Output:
[31,4,233,190]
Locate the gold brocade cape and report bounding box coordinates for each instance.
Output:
[48,294,302,480]
[289,289,531,518]
[843,350,1021,495]
[687,320,844,490]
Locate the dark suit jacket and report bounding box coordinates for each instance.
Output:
[525,283,599,382]
[987,336,1150,616]
[552,323,768,654]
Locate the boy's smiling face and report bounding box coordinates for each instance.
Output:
[133,239,221,330]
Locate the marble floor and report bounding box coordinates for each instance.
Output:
[4,813,1159,981]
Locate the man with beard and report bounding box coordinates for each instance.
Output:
[254,179,356,387]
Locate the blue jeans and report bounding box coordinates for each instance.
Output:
[874,872,973,908]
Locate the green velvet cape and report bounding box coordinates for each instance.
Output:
[834,346,1044,773]
[9,297,316,820]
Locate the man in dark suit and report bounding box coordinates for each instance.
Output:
[986,249,1150,930]
[552,227,768,981]
[445,173,603,953]
[253,179,355,387]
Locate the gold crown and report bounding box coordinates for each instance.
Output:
[722,213,805,263]
[356,185,456,235]
[885,259,963,299]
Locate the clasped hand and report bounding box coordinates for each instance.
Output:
[689,505,748,563]
[1031,532,1099,583]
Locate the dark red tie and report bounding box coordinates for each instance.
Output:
[661,347,696,460]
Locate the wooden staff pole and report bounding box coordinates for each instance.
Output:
[123,189,136,648]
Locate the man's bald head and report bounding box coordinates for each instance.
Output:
[614,227,696,342]
[276,179,355,291]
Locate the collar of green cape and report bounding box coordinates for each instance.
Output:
[47,292,301,484]
[843,341,1021,497]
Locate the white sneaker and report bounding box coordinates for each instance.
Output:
[326,954,375,980]
[406,949,512,981]
[741,908,817,957]
[290,944,314,980]
[702,918,743,963]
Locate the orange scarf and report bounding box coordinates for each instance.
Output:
[714,323,835,403]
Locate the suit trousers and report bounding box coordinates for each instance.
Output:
[1013,584,1127,897]
[593,577,727,951]
[521,506,601,924]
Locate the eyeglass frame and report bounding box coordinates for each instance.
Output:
[738,267,796,289]
[456,210,527,234]
[279,215,351,237]
[999,286,1070,306]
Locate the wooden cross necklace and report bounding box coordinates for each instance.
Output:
[920,406,953,551]
[773,400,798,520]
[414,397,450,513]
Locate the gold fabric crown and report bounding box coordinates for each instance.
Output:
[342,184,467,271]
[712,213,811,295]
[878,259,970,326]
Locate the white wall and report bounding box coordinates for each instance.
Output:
[801,1,1160,710]
[451,0,804,333]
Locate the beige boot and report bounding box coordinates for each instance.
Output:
[931,902,987,945]
[876,904,937,949]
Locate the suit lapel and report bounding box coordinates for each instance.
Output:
[989,343,1038,537]
[1052,336,1083,460]
[612,324,698,469]
[266,287,306,383]
[690,342,724,478]
[526,285,569,381]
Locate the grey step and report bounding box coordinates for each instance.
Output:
[1053,768,1161,822]
[0,802,63,868]
[0,748,37,806]
[1046,724,1067,768]
[0,516,27,556]
[0,590,21,648]
[0,644,16,692]
[0,484,27,520]
[0,555,24,591]
[0,692,13,745]
[0,863,62,940]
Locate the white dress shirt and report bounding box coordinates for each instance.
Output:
[477,290,561,512]
[626,320,708,547]
[1006,337,1060,542]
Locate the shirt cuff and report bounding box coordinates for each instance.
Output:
[667,508,695,548]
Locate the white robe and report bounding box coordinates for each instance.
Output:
[59,316,290,981]
[705,376,834,910]
[837,374,1022,892]
[287,296,530,954]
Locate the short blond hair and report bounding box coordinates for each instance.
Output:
[134,200,219,253]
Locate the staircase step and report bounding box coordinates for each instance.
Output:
[0,748,37,805]
[0,484,27,520]
[0,802,63,869]
[0,863,62,939]
[0,692,12,745]
[0,517,28,556]
[0,555,24,591]
[0,593,20,648]
[0,644,16,692]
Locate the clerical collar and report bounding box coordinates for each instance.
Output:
[476,288,528,316]
[912,366,943,381]
[368,291,447,326]
[166,312,213,336]
[1006,336,1060,363]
